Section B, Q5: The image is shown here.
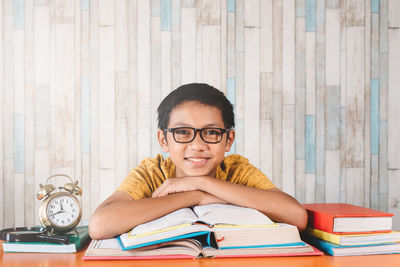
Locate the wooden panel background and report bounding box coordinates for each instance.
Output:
[1,0,400,229]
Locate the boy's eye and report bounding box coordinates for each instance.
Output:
[175,129,191,135]
[204,129,221,136]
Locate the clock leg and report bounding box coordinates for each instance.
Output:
[73,227,79,237]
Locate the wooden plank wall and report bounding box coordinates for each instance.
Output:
[1,0,400,229]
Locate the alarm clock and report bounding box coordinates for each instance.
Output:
[36,174,82,235]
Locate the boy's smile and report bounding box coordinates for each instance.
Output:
[158,101,235,178]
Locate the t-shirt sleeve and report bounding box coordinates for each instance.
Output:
[236,163,276,190]
[116,165,155,200]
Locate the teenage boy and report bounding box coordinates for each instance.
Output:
[89,83,307,239]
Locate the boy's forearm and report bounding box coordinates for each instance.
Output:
[199,177,308,231]
[89,191,200,239]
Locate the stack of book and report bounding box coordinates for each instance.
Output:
[301,203,400,256]
[83,204,322,260]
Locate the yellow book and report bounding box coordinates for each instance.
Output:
[305,227,400,246]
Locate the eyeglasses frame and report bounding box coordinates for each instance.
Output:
[164,127,231,144]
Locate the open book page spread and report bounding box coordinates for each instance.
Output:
[129,208,198,237]
[193,204,275,226]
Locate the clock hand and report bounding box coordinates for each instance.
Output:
[51,210,63,216]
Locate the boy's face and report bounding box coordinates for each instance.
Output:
[158,101,235,178]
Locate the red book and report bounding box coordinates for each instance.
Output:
[303,203,394,234]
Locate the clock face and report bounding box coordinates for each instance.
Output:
[46,194,80,227]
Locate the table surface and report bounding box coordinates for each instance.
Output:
[2,242,400,267]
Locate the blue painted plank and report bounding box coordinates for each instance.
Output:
[371,0,380,13]
[305,0,316,32]
[82,78,90,154]
[227,78,236,107]
[14,0,25,29]
[227,0,236,13]
[161,0,172,31]
[82,0,90,11]
[371,79,380,154]
[14,114,25,173]
[305,115,316,173]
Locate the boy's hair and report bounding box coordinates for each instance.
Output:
[157,83,235,130]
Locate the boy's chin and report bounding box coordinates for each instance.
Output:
[180,168,215,178]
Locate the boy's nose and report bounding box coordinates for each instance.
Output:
[188,132,208,149]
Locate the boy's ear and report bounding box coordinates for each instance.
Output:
[158,130,169,152]
[224,129,235,152]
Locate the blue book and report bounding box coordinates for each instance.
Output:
[302,234,400,256]
[118,231,216,250]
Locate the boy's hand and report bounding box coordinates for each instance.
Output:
[196,191,229,206]
[152,177,201,198]
[152,177,229,206]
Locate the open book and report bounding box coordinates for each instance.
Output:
[118,204,304,250]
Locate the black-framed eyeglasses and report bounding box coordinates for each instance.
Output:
[165,127,230,144]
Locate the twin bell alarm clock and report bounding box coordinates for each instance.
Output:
[36,174,83,234]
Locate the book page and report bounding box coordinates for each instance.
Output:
[193,204,274,226]
[202,243,313,257]
[87,238,203,257]
[96,238,122,249]
[129,208,198,236]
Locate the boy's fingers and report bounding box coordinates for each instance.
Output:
[152,185,163,198]
[153,179,175,198]
[152,182,170,198]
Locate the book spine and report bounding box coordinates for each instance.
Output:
[306,228,341,245]
[306,209,335,233]
[301,235,335,256]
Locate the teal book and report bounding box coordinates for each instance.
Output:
[302,234,400,256]
[2,226,91,253]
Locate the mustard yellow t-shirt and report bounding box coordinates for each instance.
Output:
[116,154,276,200]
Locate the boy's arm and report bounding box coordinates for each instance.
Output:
[88,189,227,239]
[152,177,308,231]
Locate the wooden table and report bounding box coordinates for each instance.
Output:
[2,242,400,267]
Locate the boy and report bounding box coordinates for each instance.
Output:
[89,83,307,239]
